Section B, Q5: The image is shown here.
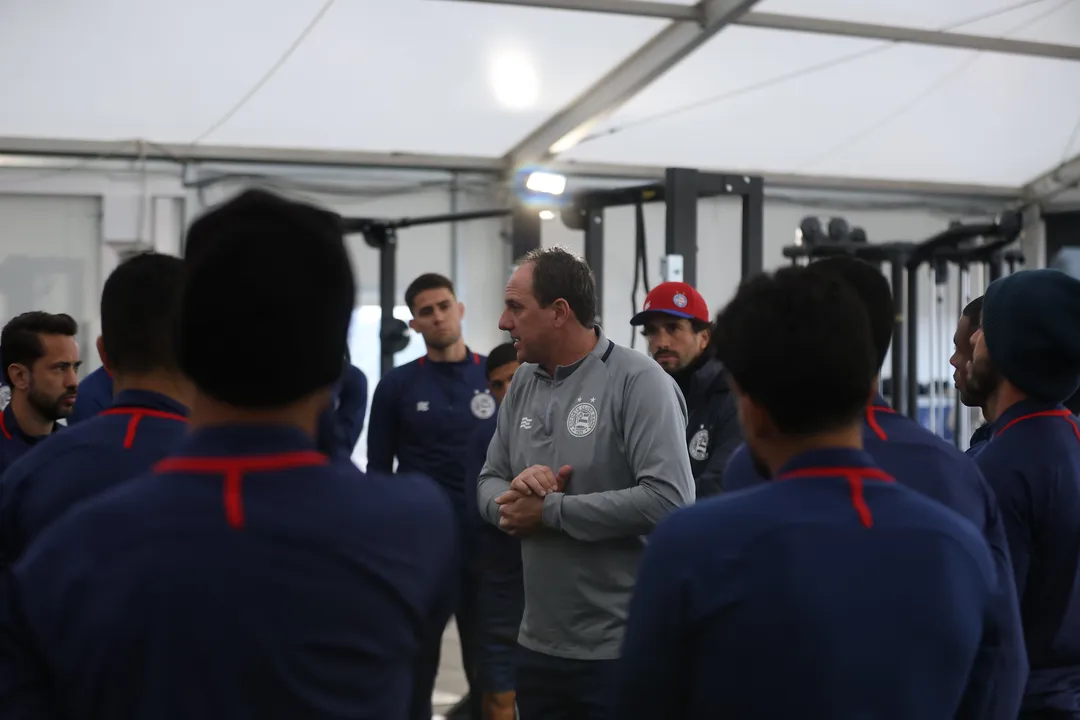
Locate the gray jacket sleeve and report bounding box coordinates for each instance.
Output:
[476,390,515,526]
[542,370,695,541]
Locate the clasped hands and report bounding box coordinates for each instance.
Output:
[495,464,572,537]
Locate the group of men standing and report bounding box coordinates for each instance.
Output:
[2,182,1079,720]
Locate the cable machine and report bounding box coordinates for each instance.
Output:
[781,211,1024,446]
[345,167,767,378]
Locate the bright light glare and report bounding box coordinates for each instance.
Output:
[526,171,567,196]
[539,210,556,220]
[489,48,541,111]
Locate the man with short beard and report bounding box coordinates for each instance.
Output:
[631,282,741,497]
[0,312,80,474]
[967,268,1080,717]
[949,296,993,455]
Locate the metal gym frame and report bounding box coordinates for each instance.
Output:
[343,166,766,377]
[781,211,1023,444]
[560,167,765,324]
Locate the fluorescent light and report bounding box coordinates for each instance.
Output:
[525,171,567,196]
[489,48,540,111]
[539,210,555,220]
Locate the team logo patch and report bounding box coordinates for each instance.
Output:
[0,385,9,411]
[673,293,688,308]
[470,391,496,420]
[689,428,710,461]
[567,398,598,438]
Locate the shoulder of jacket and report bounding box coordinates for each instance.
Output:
[606,344,665,378]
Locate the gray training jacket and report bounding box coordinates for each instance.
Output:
[477,328,695,661]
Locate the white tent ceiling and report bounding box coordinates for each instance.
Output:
[1,0,1078,194]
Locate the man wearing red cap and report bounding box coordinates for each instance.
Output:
[630,282,741,497]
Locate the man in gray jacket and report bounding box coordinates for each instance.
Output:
[476,246,695,720]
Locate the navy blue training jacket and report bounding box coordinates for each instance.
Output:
[614,447,1003,720]
[463,410,520,576]
[367,351,491,506]
[68,367,114,426]
[0,424,459,720]
[0,405,61,477]
[0,389,188,565]
[975,399,1080,716]
[724,396,1028,718]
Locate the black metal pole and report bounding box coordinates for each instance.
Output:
[906,264,920,420]
[664,168,699,287]
[510,203,541,263]
[379,230,397,379]
[584,208,605,326]
[741,179,765,279]
[889,254,906,414]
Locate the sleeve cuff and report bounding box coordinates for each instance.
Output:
[542,492,565,531]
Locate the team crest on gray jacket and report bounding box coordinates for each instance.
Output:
[689,426,710,461]
[567,398,598,438]
[470,390,496,419]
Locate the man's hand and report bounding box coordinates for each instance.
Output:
[498,494,545,537]
[510,464,572,497]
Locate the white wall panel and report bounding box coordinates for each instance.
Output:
[0,194,102,374]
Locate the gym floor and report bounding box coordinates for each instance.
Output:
[433,620,468,719]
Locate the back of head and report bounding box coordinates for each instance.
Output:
[962,296,983,330]
[806,256,894,370]
[101,253,185,376]
[981,268,1080,403]
[713,266,877,435]
[519,246,597,329]
[180,189,355,408]
[1,311,79,386]
[485,342,518,378]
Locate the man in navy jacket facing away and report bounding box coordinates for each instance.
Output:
[67,365,113,425]
[0,253,191,565]
[0,313,81,474]
[463,342,522,720]
[614,265,1005,720]
[723,258,1026,717]
[368,272,491,720]
[0,189,459,720]
[967,268,1080,717]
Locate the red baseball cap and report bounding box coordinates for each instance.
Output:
[630,282,710,326]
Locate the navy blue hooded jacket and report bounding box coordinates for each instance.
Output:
[975,399,1080,716]
[0,405,61,477]
[725,396,1028,718]
[68,366,114,426]
[0,389,188,565]
[614,447,1003,720]
[0,424,459,720]
[368,352,491,507]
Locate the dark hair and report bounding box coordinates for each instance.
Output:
[806,256,894,370]
[405,273,455,312]
[519,246,596,328]
[101,253,185,375]
[180,189,355,408]
[486,342,518,378]
[1,312,79,386]
[712,266,877,435]
[963,296,983,330]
